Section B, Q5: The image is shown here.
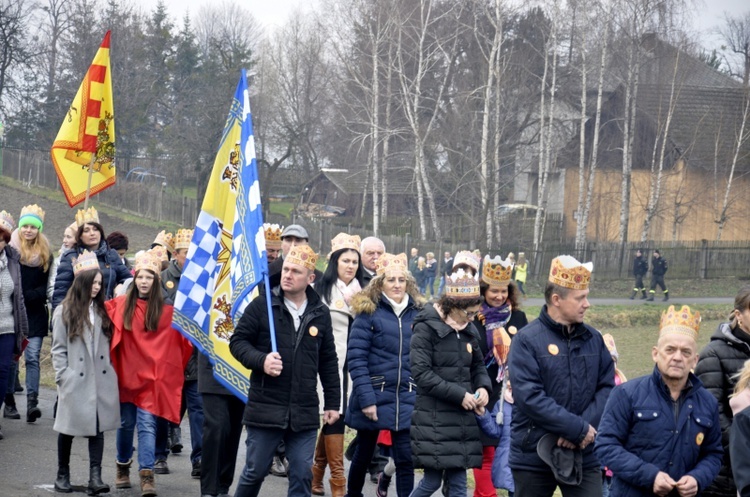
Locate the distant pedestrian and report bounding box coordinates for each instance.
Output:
[414,257,426,295]
[629,249,648,300]
[424,252,437,298]
[408,248,419,275]
[647,249,668,302]
[437,251,454,295]
[514,253,527,298]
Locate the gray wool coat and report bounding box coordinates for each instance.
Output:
[51,305,120,437]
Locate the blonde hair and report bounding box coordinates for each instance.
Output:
[734,359,750,396]
[417,257,426,269]
[19,231,51,271]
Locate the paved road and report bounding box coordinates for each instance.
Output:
[0,388,417,497]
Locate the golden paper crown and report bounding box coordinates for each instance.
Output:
[135,249,162,276]
[174,229,193,250]
[659,305,700,341]
[330,232,362,257]
[482,255,513,286]
[263,223,283,249]
[602,333,619,360]
[75,207,100,228]
[19,204,45,223]
[376,253,408,276]
[73,250,99,276]
[549,255,593,290]
[153,230,175,254]
[0,211,14,234]
[453,250,480,272]
[445,269,480,299]
[286,244,318,271]
[149,244,169,263]
[66,221,78,234]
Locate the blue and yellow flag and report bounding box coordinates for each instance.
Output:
[172,70,267,402]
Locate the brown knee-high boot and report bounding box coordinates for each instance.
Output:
[325,434,346,497]
[311,430,327,495]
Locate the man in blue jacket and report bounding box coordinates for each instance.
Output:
[595,305,723,497]
[508,255,615,497]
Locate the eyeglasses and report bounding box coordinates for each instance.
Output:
[460,309,479,319]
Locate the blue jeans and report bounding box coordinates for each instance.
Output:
[409,468,466,496]
[116,403,158,471]
[0,334,15,408]
[24,336,43,396]
[234,426,317,497]
[424,277,435,297]
[437,276,446,295]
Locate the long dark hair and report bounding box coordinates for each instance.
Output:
[76,222,106,249]
[316,248,364,304]
[123,269,164,332]
[61,269,112,341]
[480,280,521,310]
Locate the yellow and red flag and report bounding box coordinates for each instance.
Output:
[51,31,116,207]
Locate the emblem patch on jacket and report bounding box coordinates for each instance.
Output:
[309,326,318,337]
[548,344,559,355]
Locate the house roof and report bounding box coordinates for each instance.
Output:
[309,167,418,195]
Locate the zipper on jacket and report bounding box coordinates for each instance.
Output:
[395,315,403,432]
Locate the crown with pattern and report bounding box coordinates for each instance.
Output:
[445,268,480,299]
[19,204,45,230]
[152,230,175,254]
[135,249,162,276]
[482,255,513,286]
[174,229,193,250]
[376,252,408,276]
[73,250,99,275]
[0,211,14,235]
[329,232,362,258]
[453,250,480,272]
[286,244,318,271]
[659,305,700,341]
[549,255,593,290]
[149,244,169,263]
[263,223,283,249]
[75,207,100,228]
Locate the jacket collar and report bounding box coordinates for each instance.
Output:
[272,284,325,315]
[419,304,480,340]
[539,305,590,339]
[651,365,702,400]
[712,322,750,353]
[165,259,182,279]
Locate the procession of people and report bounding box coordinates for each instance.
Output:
[1,205,748,497]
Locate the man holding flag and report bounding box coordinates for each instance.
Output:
[230,244,341,497]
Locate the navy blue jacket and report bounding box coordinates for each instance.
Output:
[345,293,419,432]
[507,305,614,471]
[596,367,723,496]
[51,241,131,310]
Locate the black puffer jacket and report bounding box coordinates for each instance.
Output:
[229,285,340,431]
[20,260,51,338]
[409,305,492,470]
[694,322,750,497]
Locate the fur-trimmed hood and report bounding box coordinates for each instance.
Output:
[351,291,422,316]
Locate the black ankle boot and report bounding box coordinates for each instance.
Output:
[4,394,20,419]
[27,393,42,423]
[87,465,110,495]
[55,466,73,493]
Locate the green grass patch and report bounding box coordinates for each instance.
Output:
[269,201,294,219]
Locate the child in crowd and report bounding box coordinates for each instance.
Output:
[475,374,515,497]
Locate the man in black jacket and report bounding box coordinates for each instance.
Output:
[630,249,649,300]
[647,249,669,302]
[360,236,385,286]
[230,244,341,497]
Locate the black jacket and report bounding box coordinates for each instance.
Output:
[474,309,528,445]
[694,322,750,496]
[409,305,492,470]
[651,256,668,276]
[229,285,340,431]
[20,260,51,338]
[632,256,648,277]
[730,405,750,497]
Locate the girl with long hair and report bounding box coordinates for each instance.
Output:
[312,233,364,497]
[106,249,192,497]
[51,252,119,494]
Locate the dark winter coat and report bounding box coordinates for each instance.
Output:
[730,393,750,497]
[409,305,492,470]
[2,245,29,354]
[412,267,426,287]
[51,241,131,310]
[507,305,614,472]
[20,259,52,338]
[632,256,648,277]
[229,285,340,431]
[474,309,528,445]
[345,293,420,431]
[595,367,723,497]
[162,259,197,382]
[442,257,454,277]
[694,322,750,497]
[651,257,668,276]
[424,260,437,279]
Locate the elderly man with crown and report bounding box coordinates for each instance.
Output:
[596,306,723,497]
[229,244,341,497]
[507,255,615,497]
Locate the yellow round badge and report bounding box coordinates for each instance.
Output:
[166,281,174,289]
[508,326,518,335]
[466,343,472,354]
[335,300,345,309]
[309,326,319,337]
[548,344,559,355]
[696,432,704,446]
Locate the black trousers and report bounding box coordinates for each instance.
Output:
[513,468,602,497]
[634,274,645,291]
[200,392,246,496]
[58,432,104,468]
[650,274,668,293]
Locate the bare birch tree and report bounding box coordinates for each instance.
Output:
[716,91,750,239]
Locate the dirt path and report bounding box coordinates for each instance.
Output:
[0,182,166,254]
